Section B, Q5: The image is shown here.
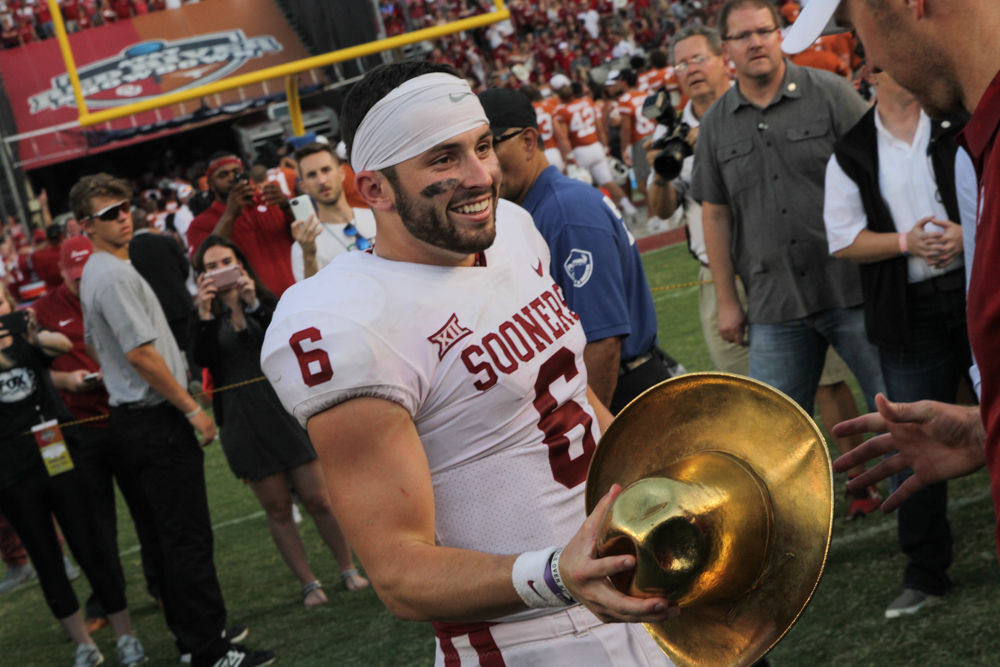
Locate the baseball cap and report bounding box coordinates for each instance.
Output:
[781,0,844,54]
[604,69,621,86]
[59,235,93,281]
[550,73,571,91]
[478,88,538,136]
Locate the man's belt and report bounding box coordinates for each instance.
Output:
[907,269,965,299]
[619,352,653,376]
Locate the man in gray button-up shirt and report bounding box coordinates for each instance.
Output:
[691,0,885,416]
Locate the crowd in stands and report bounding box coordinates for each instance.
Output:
[0,0,201,48]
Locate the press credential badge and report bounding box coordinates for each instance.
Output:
[33,420,74,476]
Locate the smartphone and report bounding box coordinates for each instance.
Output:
[0,310,28,336]
[289,195,317,223]
[205,265,241,290]
[82,372,101,384]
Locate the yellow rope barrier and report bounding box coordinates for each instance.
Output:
[650,279,712,292]
[17,375,271,436]
[19,277,708,436]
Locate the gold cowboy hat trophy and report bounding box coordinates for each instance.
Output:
[587,373,833,667]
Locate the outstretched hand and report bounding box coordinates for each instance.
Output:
[832,393,985,512]
[559,484,679,624]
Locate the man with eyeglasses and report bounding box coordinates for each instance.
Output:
[288,142,377,281]
[689,0,885,421]
[72,173,275,667]
[646,25,747,376]
[480,86,683,413]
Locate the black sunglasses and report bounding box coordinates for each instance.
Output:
[88,200,131,222]
[493,128,527,145]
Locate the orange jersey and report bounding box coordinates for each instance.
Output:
[819,33,853,67]
[267,166,299,197]
[615,89,657,145]
[790,41,850,78]
[638,66,678,94]
[533,97,561,151]
[554,98,601,148]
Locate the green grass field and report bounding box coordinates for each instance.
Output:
[2,243,998,665]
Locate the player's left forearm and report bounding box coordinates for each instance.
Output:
[583,336,622,409]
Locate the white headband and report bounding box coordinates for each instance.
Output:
[350,73,489,173]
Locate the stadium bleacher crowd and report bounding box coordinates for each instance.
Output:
[0,0,202,48]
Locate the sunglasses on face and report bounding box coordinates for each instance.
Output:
[493,128,527,146]
[88,200,131,222]
[344,223,372,251]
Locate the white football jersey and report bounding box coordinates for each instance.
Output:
[262,200,600,601]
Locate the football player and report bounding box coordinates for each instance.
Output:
[261,62,676,665]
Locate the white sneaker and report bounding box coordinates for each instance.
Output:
[117,634,147,665]
[73,642,104,667]
[884,588,945,619]
[64,555,80,581]
[0,563,36,593]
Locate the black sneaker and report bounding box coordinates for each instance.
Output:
[211,646,275,667]
[179,626,251,664]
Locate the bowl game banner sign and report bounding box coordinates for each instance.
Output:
[0,0,321,169]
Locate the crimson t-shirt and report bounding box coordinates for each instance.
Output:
[187,200,295,297]
[32,283,109,425]
[961,68,1000,559]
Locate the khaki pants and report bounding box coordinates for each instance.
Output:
[698,264,749,375]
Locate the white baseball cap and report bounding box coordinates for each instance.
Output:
[550,73,571,90]
[781,0,844,54]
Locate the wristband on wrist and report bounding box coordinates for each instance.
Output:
[511,547,574,608]
[547,547,575,604]
[898,232,909,256]
[185,405,202,420]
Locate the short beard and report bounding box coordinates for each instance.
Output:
[383,167,496,255]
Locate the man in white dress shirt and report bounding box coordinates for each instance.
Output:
[290,142,377,281]
[823,68,974,619]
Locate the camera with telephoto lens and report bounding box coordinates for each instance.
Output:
[642,88,693,182]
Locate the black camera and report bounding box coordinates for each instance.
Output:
[642,89,693,182]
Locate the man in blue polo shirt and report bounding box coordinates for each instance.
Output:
[480,87,683,413]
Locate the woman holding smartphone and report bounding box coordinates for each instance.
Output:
[0,283,145,666]
[190,235,368,606]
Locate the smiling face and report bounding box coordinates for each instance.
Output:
[383,124,501,258]
[723,6,784,83]
[673,34,730,102]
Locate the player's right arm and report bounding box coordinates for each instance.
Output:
[553,112,574,165]
[306,396,673,624]
[702,201,746,345]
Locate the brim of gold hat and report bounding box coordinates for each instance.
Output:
[586,372,833,667]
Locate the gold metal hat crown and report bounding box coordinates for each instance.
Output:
[586,373,833,667]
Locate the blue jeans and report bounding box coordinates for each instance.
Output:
[748,306,885,415]
[881,281,969,595]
